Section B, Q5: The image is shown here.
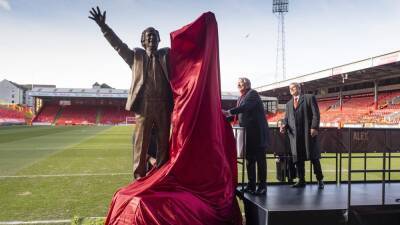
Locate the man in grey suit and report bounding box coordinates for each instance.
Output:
[280,82,324,189]
[89,7,173,179]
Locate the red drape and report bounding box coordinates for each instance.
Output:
[104,12,242,225]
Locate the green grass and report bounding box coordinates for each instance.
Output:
[72,216,105,225]
[0,125,399,223]
[0,126,110,176]
[0,126,133,222]
[1,175,130,221]
[16,127,132,175]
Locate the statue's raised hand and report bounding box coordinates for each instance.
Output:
[89,6,106,27]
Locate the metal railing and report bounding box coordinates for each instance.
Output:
[345,129,400,207]
[234,127,400,206]
[233,126,246,192]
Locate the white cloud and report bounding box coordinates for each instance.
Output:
[0,0,11,11]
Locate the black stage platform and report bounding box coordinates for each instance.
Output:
[237,183,400,225]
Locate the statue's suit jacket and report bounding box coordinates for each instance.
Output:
[101,24,172,112]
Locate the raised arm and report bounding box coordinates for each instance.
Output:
[89,6,134,67]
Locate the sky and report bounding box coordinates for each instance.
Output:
[1,0,400,91]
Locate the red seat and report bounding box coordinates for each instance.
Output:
[56,105,97,125]
[33,105,60,123]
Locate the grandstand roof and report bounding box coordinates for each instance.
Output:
[28,87,128,98]
[255,50,400,97]
[221,91,276,101]
[221,91,240,100]
[28,87,277,101]
[22,84,56,90]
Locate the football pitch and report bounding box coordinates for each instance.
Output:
[0,125,399,223]
[0,126,133,223]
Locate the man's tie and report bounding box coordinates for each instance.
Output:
[294,97,299,109]
[234,95,244,124]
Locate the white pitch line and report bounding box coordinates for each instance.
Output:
[0,219,70,225]
[0,170,345,179]
[0,172,131,178]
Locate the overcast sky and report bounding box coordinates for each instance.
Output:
[1,0,400,91]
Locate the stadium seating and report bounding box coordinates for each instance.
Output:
[99,105,135,124]
[0,106,26,124]
[325,96,374,123]
[56,105,97,125]
[31,103,137,125]
[33,105,60,123]
[0,107,25,119]
[28,91,400,126]
[378,90,400,104]
[267,91,400,125]
[267,111,284,122]
[0,107,24,119]
[318,99,339,112]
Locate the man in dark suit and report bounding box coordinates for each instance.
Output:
[224,78,270,195]
[280,82,324,189]
[89,7,173,179]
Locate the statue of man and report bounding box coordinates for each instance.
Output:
[89,7,173,179]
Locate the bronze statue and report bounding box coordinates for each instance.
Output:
[89,7,173,179]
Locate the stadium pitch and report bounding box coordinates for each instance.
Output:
[0,126,133,223]
[0,126,399,223]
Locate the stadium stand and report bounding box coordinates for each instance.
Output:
[0,107,25,119]
[266,90,400,126]
[256,50,400,127]
[24,49,400,127]
[33,104,60,123]
[99,105,135,125]
[0,105,28,125]
[31,102,136,125]
[56,105,97,125]
[29,88,274,126]
[267,111,284,122]
[24,88,400,126]
[317,99,339,112]
[28,87,140,126]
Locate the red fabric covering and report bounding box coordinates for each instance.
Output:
[105,12,242,225]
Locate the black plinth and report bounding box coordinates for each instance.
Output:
[237,183,400,225]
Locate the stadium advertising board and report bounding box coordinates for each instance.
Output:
[267,128,398,154]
